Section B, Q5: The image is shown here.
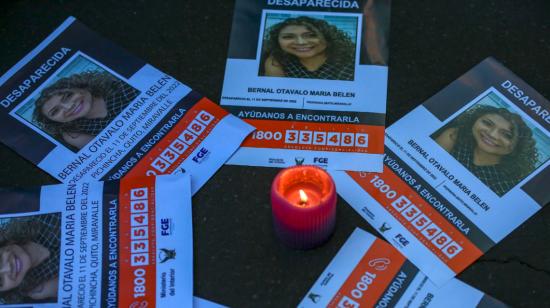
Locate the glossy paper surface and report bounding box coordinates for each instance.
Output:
[222,0,391,171]
[299,228,505,308]
[0,175,192,307]
[0,17,254,194]
[333,58,550,285]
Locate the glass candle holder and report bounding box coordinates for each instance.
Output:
[271,165,337,249]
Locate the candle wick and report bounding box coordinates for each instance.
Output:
[298,189,308,206]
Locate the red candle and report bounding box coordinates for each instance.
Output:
[271,165,337,249]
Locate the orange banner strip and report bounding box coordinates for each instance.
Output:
[240,119,384,154]
[347,169,484,275]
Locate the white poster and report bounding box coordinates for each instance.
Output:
[299,228,505,308]
[221,0,391,171]
[333,58,550,285]
[0,175,193,307]
[0,17,254,194]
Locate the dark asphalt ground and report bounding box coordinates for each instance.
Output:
[0,1,549,307]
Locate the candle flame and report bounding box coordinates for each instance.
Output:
[299,189,308,205]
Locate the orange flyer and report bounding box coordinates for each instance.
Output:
[299,228,505,307]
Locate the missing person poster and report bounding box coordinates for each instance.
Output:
[0,17,254,194]
[0,174,193,307]
[332,58,550,285]
[299,228,505,308]
[221,0,391,171]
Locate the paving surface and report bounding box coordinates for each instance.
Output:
[0,0,549,307]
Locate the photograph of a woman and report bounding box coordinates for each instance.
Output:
[260,16,356,81]
[433,104,538,196]
[0,213,61,304]
[33,71,140,150]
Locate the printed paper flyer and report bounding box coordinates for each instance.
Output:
[332,58,550,285]
[0,17,254,194]
[221,0,391,170]
[0,174,192,307]
[194,297,227,308]
[299,228,505,308]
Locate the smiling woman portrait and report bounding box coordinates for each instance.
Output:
[261,16,356,81]
[0,213,61,304]
[33,71,140,150]
[433,105,538,196]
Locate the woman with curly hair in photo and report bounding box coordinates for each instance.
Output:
[33,71,139,150]
[0,214,61,304]
[433,105,538,196]
[262,16,356,81]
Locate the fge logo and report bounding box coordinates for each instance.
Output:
[161,218,173,236]
[394,234,409,247]
[192,147,209,163]
[313,157,328,164]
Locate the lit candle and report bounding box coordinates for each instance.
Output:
[271,165,337,249]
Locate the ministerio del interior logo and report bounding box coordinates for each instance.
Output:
[379,222,392,233]
[159,248,176,263]
[308,292,321,303]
